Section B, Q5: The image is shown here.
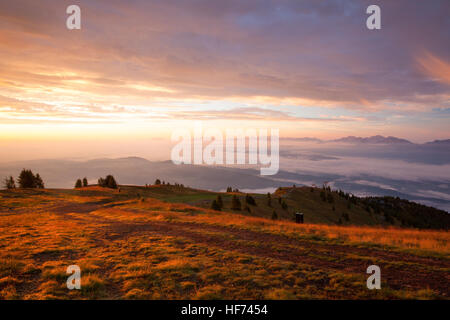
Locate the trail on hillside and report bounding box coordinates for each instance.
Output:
[47,200,450,296]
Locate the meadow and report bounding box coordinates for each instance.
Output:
[0,186,448,299]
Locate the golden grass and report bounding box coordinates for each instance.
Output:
[0,188,449,300]
[114,199,450,254]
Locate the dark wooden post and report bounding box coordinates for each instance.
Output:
[295,212,304,224]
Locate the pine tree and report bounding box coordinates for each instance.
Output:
[272,210,278,220]
[327,193,334,203]
[75,179,82,188]
[35,174,44,189]
[98,175,118,189]
[245,194,256,206]
[3,176,15,189]
[217,195,223,209]
[211,200,221,211]
[342,212,350,222]
[105,175,117,189]
[231,195,241,210]
[18,169,36,188]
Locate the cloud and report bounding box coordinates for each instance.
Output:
[417,51,450,85]
[0,0,449,133]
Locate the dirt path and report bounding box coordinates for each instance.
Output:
[46,201,450,296]
[85,218,449,296]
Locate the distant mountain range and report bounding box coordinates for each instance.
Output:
[286,135,450,145]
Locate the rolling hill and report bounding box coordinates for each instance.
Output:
[0,184,449,299]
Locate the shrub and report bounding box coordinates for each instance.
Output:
[154,179,161,185]
[82,177,88,187]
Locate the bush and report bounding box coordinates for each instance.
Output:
[82,177,88,187]
[154,179,161,185]
[281,200,288,210]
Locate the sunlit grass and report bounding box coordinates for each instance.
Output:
[0,187,448,300]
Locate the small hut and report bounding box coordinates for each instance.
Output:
[295,212,304,224]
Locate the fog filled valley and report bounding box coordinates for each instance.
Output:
[1,136,449,212]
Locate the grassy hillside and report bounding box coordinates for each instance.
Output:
[0,186,449,300]
[134,184,449,229]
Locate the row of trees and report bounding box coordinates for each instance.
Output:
[74,176,190,190]
[3,169,44,189]
[210,192,288,217]
[74,175,118,189]
[153,179,184,187]
[98,175,118,189]
[74,177,88,188]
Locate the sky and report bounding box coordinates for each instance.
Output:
[0,0,449,161]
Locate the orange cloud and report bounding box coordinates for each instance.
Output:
[417,52,450,85]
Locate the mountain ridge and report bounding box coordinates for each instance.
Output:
[285,135,450,145]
